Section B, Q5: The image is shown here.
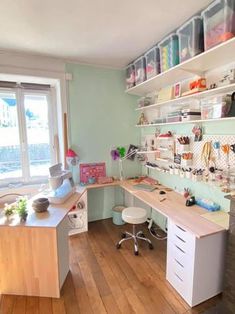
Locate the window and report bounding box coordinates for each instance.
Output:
[0,83,57,186]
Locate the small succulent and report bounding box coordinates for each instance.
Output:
[3,196,28,222]
[15,197,28,222]
[4,203,17,217]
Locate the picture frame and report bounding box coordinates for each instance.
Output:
[174,82,181,98]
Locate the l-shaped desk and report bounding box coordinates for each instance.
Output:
[0,179,228,307]
[79,179,228,307]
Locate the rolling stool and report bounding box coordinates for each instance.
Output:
[116,207,153,255]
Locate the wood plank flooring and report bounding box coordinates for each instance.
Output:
[0,219,221,314]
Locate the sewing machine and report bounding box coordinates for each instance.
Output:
[48,163,76,204]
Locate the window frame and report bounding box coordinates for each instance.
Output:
[0,86,58,187]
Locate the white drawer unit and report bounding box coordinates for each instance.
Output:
[166,219,226,307]
[68,191,88,235]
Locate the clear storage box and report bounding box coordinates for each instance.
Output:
[200,94,232,119]
[177,16,204,62]
[159,33,179,72]
[134,56,146,85]
[144,46,160,79]
[126,63,135,89]
[166,111,182,122]
[202,0,235,50]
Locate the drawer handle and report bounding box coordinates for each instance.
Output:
[174,273,183,282]
[175,235,186,243]
[176,225,186,232]
[174,258,184,268]
[175,244,185,254]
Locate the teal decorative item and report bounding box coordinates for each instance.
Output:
[112,206,125,225]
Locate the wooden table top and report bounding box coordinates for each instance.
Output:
[0,179,228,236]
[120,180,227,238]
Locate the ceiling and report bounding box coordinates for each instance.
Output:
[0,0,212,68]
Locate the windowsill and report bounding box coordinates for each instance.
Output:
[0,181,48,207]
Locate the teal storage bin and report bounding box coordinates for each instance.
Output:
[112,206,126,225]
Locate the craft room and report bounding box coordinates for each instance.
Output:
[0,0,235,313]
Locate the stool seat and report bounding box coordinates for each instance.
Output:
[122,207,147,224]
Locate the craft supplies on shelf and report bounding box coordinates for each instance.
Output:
[200,93,234,119]
[177,16,204,62]
[202,0,235,51]
[145,46,161,79]
[159,33,179,72]
[137,96,153,109]
[126,63,135,89]
[134,56,146,85]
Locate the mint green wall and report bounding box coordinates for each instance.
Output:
[66,63,140,221]
[141,120,235,212]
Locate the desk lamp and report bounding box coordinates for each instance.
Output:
[111,145,138,181]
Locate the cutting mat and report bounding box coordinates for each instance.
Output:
[201,211,229,229]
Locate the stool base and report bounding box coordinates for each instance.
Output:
[116,225,153,255]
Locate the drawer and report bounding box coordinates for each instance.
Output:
[167,250,194,284]
[168,220,195,256]
[166,267,192,305]
[167,241,194,273]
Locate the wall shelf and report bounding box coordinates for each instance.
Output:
[127,38,235,96]
[135,82,235,111]
[136,116,235,128]
[137,150,158,154]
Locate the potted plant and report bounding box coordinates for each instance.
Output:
[4,196,28,222]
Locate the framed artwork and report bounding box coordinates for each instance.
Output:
[174,82,181,98]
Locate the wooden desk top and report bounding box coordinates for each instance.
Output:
[119,181,227,238]
[0,192,81,228]
[0,179,228,237]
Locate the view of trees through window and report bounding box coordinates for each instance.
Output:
[0,89,52,184]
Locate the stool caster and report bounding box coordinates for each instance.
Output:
[116,243,121,249]
[134,250,139,256]
[149,243,154,250]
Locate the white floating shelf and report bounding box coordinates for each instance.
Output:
[136,116,235,128]
[135,82,235,111]
[127,38,235,96]
[145,165,169,173]
[137,150,158,154]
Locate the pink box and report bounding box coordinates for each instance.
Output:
[80,162,106,184]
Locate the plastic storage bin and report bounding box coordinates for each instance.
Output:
[112,206,125,225]
[202,0,235,50]
[201,94,232,119]
[134,56,146,85]
[166,111,182,122]
[177,16,204,62]
[126,63,135,89]
[144,46,160,79]
[159,33,179,72]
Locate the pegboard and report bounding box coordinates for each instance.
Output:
[176,135,235,170]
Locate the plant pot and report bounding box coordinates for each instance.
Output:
[20,212,28,222]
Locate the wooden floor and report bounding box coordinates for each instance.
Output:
[0,219,221,314]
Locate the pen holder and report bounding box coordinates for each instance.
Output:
[178,144,190,153]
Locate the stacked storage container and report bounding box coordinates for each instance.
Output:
[144,46,160,80]
[177,16,204,62]
[134,56,146,85]
[126,63,135,89]
[202,0,235,50]
[159,33,179,72]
